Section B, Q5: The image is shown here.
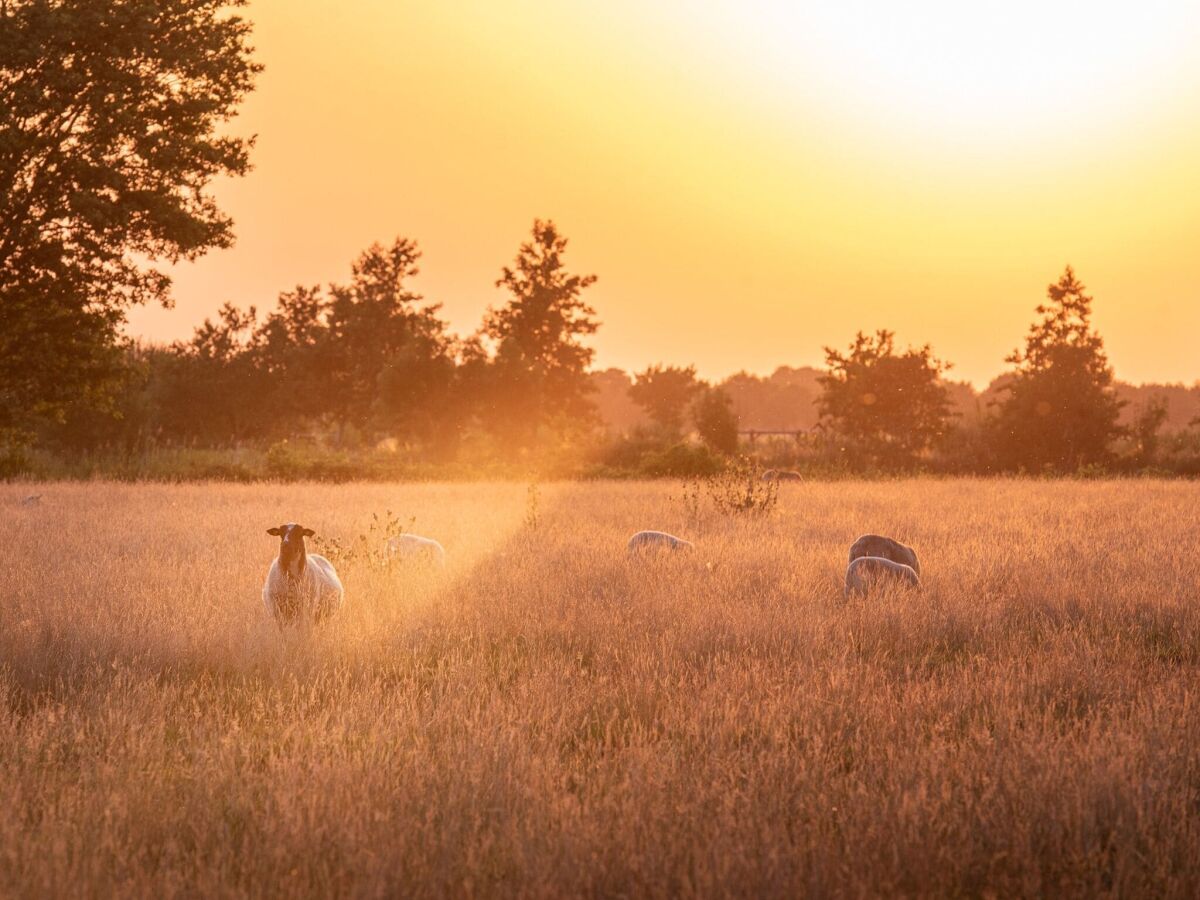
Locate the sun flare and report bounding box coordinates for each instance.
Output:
[679,0,1200,149]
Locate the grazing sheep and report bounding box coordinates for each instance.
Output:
[844,556,921,599]
[627,530,694,554]
[849,533,920,575]
[263,523,344,625]
[386,533,446,568]
[762,469,802,482]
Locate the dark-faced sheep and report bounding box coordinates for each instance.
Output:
[844,555,921,599]
[849,533,920,575]
[386,533,446,568]
[627,530,694,554]
[761,469,802,482]
[263,523,344,625]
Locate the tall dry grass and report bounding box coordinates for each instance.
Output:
[2,479,1199,897]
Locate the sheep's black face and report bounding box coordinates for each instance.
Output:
[267,523,315,568]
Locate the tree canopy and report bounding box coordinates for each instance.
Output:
[692,386,739,455]
[479,219,600,449]
[0,0,260,439]
[989,267,1125,472]
[818,330,953,467]
[629,365,702,435]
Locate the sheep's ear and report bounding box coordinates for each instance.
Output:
[301,528,315,538]
[267,527,284,536]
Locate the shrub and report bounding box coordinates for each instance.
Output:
[639,443,725,478]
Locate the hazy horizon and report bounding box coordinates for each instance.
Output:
[125,0,1200,388]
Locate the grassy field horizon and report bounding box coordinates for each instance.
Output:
[4,479,1200,896]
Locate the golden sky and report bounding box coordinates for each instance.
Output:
[126,0,1200,387]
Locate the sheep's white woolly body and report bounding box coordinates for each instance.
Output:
[262,523,344,624]
[262,555,344,623]
[386,534,446,567]
[761,469,802,482]
[844,555,920,599]
[849,533,920,575]
[627,530,694,553]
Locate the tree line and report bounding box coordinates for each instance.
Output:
[5,0,1199,478]
[26,231,1200,476]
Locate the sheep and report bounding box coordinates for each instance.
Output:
[844,556,921,599]
[386,533,446,568]
[263,523,344,625]
[761,469,802,482]
[848,533,920,575]
[627,530,694,554]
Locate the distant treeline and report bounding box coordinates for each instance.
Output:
[11,224,1200,481]
[594,366,1200,437]
[6,2,1197,481]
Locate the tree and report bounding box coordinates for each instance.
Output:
[253,285,334,425]
[990,266,1125,472]
[0,0,261,440]
[692,386,740,455]
[1130,396,1169,468]
[158,302,275,441]
[818,330,953,468]
[324,238,453,440]
[479,220,600,449]
[628,365,702,435]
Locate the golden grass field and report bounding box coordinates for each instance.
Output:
[3,479,1200,898]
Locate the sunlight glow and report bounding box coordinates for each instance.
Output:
[127,0,1200,387]
[678,1,1200,148]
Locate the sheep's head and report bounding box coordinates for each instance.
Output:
[268,523,314,570]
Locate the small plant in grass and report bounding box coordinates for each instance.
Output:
[707,456,779,517]
[311,510,414,570]
[674,476,703,524]
[680,456,778,518]
[524,481,541,530]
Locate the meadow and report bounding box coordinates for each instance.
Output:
[3,479,1200,898]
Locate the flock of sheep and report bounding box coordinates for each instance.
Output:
[262,522,921,626]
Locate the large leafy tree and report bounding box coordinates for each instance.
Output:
[159,302,274,441]
[479,219,599,449]
[324,238,453,439]
[628,364,702,435]
[818,330,953,468]
[0,0,260,439]
[989,266,1125,471]
[692,385,739,455]
[152,238,458,446]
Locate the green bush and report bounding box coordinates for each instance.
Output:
[639,442,725,478]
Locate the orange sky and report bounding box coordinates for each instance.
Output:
[126,0,1200,387]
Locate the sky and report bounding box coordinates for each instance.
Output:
[126,0,1200,387]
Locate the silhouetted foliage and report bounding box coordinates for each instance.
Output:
[0,0,260,440]
[1129,396,1169,468]
[324,239,455,440]
[161,303,273,441]
[478,220,600,450]
[589,368,647,433]
[719,368,822,431]
[989,267,1125,472]
[692,386,740,455]
[629,365,702,435]
[818,330,953,468]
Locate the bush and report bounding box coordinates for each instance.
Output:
[700,455,779,516]
[639,443,725,478]
[266,441,358,482]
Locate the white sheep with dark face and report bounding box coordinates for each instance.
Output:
[263,523,344,625]
[386,533,446,568]
[627,530,694,554]
[761,469,802,482]
[844,555,921,599]
[848,534,920,575]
